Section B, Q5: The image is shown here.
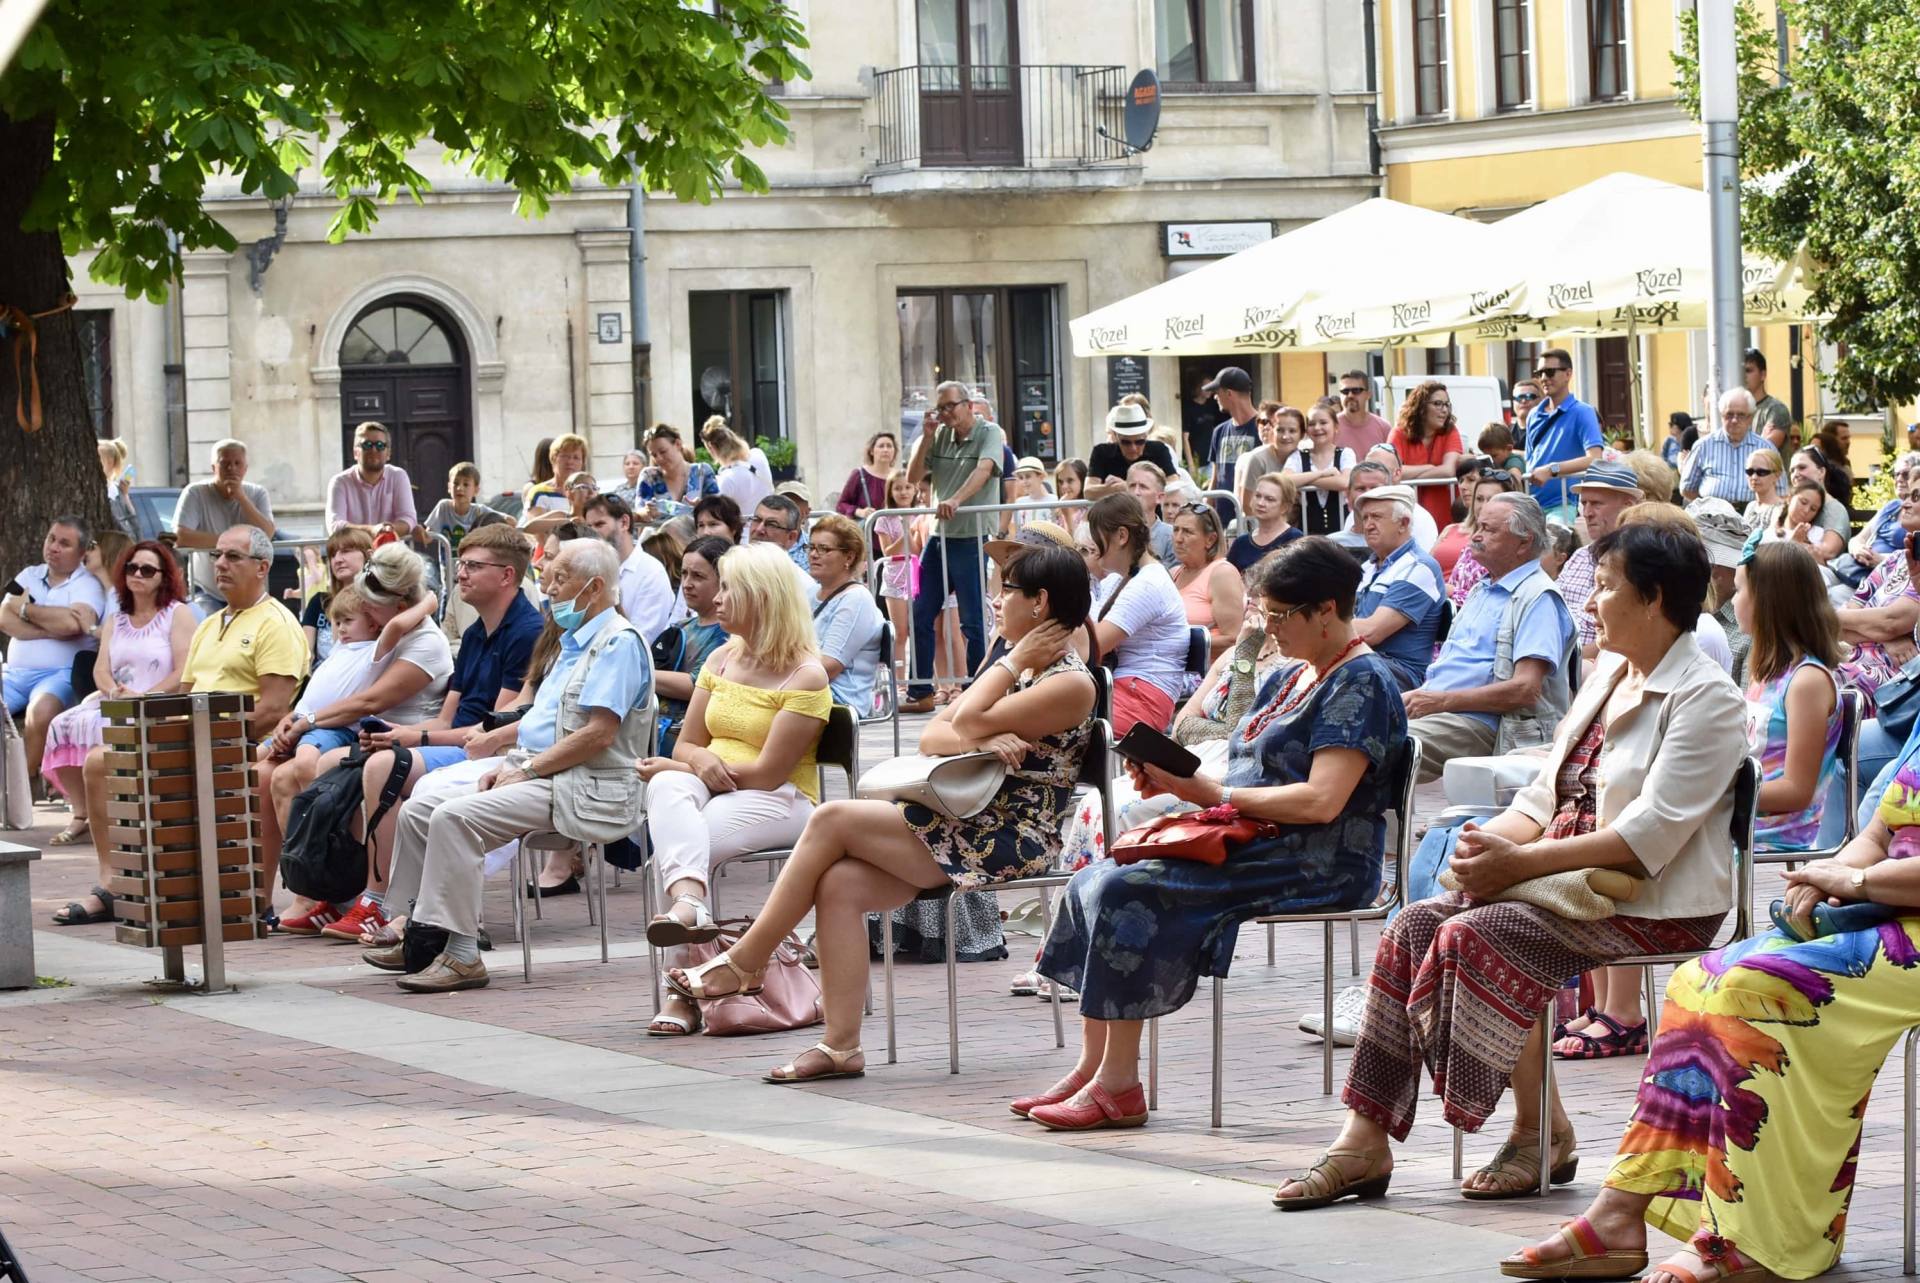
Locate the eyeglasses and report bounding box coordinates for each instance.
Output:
[1474,467,1515,484]
[211,550,266,564]
[1429,400,1452,410]
[750,517,795,532]
[456,558,510,575]
[1743,467,1776,478]
[1723,411,1753,421]
[357,440,391,452]
[1532,367,1570,379]
[125,562,164,578]
[934,399,965,413]
[807,543,847,557]
[1264,603,1311,627]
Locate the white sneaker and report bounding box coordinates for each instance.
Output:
[1298,985,1368,1046]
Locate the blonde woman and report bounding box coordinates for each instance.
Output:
[638,543,832,1036]
[523,432,590,520]
[98,437,143,538]
[702,417,773,516]
[1740,445,1787,533]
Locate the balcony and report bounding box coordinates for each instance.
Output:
[866,63,1141,193]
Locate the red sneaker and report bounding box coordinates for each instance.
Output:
[278,902,343,936]
[1010,1069,1090,1119]
[321,897,387,942]
[1028,1082,1148,1132]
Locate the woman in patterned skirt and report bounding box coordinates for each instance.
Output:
[1277,522,1748,1210]
[668,543,1097,1083]
[1018,538,1409,1131]
[1504,735,1920,1283]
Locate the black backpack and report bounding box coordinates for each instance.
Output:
[280,746,414,905]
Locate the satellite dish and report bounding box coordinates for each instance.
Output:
[1122,69,1161,152]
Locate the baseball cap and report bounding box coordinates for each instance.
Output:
[1569,461,1643,497]
[774,480,813,505]
[1200,367,1254,396]
[1107,403,1153,438]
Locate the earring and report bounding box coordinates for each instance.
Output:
[1031,607,1041,619]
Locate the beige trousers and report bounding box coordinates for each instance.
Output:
[386,757,553,937]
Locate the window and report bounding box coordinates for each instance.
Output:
[897,286,1062,461]
[74,309,112,437]
[1588,0,1627,101]
[1428,343,1461,377]
[1413,0,1449,117]
[1155,0,1255,89]
[1502,340,1542,391]
[341,303,457,366]
[1493,0,1530,110]
[689,290,789,441]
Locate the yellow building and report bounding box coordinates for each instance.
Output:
[1373,0,1825,449]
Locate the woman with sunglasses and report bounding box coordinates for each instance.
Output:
[1442,469,1519,606]
[1738,445,1787,533]
[42,544,195,905]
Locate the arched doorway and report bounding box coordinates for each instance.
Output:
[339,296,472,519]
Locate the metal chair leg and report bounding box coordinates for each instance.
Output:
[1322,922,1335,1097]
[643,847,662,1011]
[1148,1017,1160,1111]
[882,912,898,1065]
[1210,977,1225,1129]
[594,843,608,964]
[1643,965,1660,1040]
[1451,1126,1463,1180]
[1267,922,1275,966]
[1905,1026,1918,1274]
[1538,1004,1554,1198]
[1042,887,1063,1049]
[518,848,533,983]
[1350,919,1360,977]
[584,846,597,929]
[946,894,961,1075]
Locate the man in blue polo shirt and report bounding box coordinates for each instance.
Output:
[1351,485,1445,691]
[1523,347,1605,522]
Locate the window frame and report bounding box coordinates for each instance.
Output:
[1412,0,1450,118]
[688,289,791,442]
[1492,0,1531,112]
[1155,0,1257,93]
[1587,0,1628,102]
[74,308,114,437]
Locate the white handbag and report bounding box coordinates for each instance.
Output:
[857,752,1006,819]
[0,705,30,830]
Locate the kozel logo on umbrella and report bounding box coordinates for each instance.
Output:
[1474,318,1522,339]
[1391,300,1432,329]
[1611,302,1682,327]
[1164,313,1204,342]
[1469,288,1513,316]
[1233,326,1299,349]
[1741,263,1774,289]
[1635,267,1684,297]
[1744,292,1785,317]
[1088,325,1130,350]
[1241,305,1286,331]
[1314,312,1356,340]
[1547,280,1595,309]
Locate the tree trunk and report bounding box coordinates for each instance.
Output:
[0,107,114,578]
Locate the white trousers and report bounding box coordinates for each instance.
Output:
[645,770,813,893]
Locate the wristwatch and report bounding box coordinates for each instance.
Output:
[520,760,542,780]
[1232,657,1255,676]
[1549,462,1562,478]
[1220,786,1235,809]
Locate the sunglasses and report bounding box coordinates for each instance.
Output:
[1744,467,1776,478]
[1474,467,1515,483]
[1339,387,1368,396]
[1532,367,1569,379]
[125,562,165,578]
[358,440,391,451]
[1513,392,1540,402]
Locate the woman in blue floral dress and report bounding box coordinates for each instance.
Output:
[1018,538,1408,1131]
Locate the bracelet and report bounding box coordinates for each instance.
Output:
[995,656,1020,681]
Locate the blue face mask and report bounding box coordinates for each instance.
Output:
[548,579,597,633]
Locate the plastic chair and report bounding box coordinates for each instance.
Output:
[1755,687,1859,870]
[708,704,862,916]
[880,717,1117,1072]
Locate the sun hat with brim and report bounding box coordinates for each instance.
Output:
[1351,483,1418,518]
[774,480,813,505]
[985,520,1077,568]
[1107,403,1153,438]
[1569,461,1643,497]
[1014,456,1045,476]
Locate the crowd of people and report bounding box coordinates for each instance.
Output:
[14,349,1920,1282]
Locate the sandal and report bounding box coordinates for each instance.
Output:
[51,885,113,926]
[667,950,764,1001]
[1552,1011,1648,1060]
[1008,968,1041,997]
[1499,1215,1648,1280]
[1272,1148,1393,1211]
[1553,1005,1600,1042]
[646,893,721,948]
[647,1002,704,1037]
[1461,1127,1578,1200]
[1645,1234,1778,1283]
[765,1042,865,1084]
[47,819,90,845]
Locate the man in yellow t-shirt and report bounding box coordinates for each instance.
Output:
[181,526,307,742]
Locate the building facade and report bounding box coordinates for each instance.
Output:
[74,0,1379,518]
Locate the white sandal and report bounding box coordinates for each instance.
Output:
[646,1002,704,1037]
[646,893,720,947]
[765,1042,866,1084]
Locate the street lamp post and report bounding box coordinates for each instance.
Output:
[1700,0,1743,430]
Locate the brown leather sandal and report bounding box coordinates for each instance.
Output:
[1462,1127,1578,1200]
[765,1043,865,1084]
[1272,1149,1393,1211]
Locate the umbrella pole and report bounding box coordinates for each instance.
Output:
[1626,311,1644,451]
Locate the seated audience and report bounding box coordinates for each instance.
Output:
[1501,737,1920,1283]
[1846,451,1920,578]
[1228,471,1302,572]
[1690,505,1753,682]
[1539,522,1578,579]
[693,493,746,545]
[43,542,195,924]
[1739,445,1786,532]
[653,535,732,754]
[1403,493,1573,782]
[1351,485,1446,691]
[806,513,885,714]
[639,423,719,522]
[1443,468,1518,605]
[1555,462,1645,662]
[421,461,502,555]
[581,492,672,643]
[704,418,774,516]
[1344,457,1439,552]
[1739,542,1844,854]
[369,538,650,991]
[1834,474,1920,714]
[1776,447,1853,561]
[667,543,1097,1083]
[522,433,589,522]
[2,516,107,784]
[1168,501,1243,662]
[639,543,831,1035]
[301,528,373,664]
[327,421,418,539]
[749,494,819,605]
[1018,538,1406,1130]
[170,439,276,615]
[1278,522,1744,1210]
[1285,396,1357,536]
[1082,493,1191,736]
[1126,461,1178,568]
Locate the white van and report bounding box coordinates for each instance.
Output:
[1382,375,1510,445]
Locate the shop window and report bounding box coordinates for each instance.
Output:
[75,309,113,437]
[1156,0,1255,90]
[1588,0,1627,101]
[897,286,1061,462]
[689,290,789,441]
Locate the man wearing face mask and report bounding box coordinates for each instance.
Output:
[369,539,653,992]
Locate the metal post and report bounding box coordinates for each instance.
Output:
[190,696,230,994]
[1538,1005,1554,1197]
[1210,978,1224,1128]
[883,912,899,1064]
[1700,0,1745,428]
[1905,1026,1917,1274]
[1148,1017,1159,1111]
[946,894,961,1074]
[1322,922,1335,1096]
[1041,887,1063,1049]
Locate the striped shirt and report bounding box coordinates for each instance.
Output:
[1681,430,1765,503]
[1356,539,1446,688]
[1558,545,1599,648]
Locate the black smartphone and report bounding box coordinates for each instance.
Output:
[1114,723,1202,779]
[358,716,393,735]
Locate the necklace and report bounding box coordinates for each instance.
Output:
[1241,637,1367,742]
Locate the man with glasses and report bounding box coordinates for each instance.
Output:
[750,495,820,604]
[583,492,673,644]
[1521,348,1605,522]
[1680,387,1766,504]
[902,378,1004,713]
[1086,402,1176,499]
[1744,347,1794,450]
[170,439,276,617]
[1334,370,1391,455]
[326,421,419,540]
[1,516,107,785]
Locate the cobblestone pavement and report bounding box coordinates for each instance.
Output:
[3,718,1914,1282]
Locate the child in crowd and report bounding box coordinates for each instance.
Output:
[875,469,918,694]
[422,462,502,554]
[260,584,437,774]
[1009,457,1053,531]
[1476,422,1524,479]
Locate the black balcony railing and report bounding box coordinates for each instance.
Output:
[869,63,1132,171]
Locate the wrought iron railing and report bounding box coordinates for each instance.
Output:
[868,63,1132,171]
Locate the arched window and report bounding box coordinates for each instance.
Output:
[340,302,458,366]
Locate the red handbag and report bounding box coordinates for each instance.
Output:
[1111,804,1280,866]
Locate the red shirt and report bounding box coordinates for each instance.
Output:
[1388,426,1464,531]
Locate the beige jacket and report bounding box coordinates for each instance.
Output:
[1509,632,1747,921]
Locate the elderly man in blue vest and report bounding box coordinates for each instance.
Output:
[1401,492,1575,783]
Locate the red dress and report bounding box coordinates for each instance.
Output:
[1389,426,1464,531]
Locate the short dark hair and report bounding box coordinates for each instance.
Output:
[1250,535,1363,621]
[1005,544,1091,631]
[585,491,635,533]
[51,514,91,546]
[1590,523,1709,633]
[755,493,802,529]
[1085,492,1152,571]
[683,535,733,569]
[1338,369,1370,385]
[692,494,744,541]
[1540,347,1573,370]
[1668,411,1694,431]
[1744,347,1767,373]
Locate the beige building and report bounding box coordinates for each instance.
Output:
[73,0,1379,517]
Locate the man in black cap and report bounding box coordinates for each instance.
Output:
[1201,366,1261,501]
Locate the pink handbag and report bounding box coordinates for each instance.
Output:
[684,919,823,1036]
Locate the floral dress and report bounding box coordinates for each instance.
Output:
[1837,555,1920,713]
[1445,545,1489,607]
[899,652,1093,888]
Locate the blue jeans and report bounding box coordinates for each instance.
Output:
[909,535,987,700]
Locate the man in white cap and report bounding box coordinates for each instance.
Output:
[1351,484,1447,691]
[1688,499,1752,683]
[1342,457,1438,551]
[1558,460,1644,661]
[775,480,814,569]
[1086,403,1177,499]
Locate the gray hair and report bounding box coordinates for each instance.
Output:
[1348,460,1395,489]
[557,537,620,588]
[1484,492,1548,552]
[360,543,427,606]
[210,438,247,462]
[225,525,273,560]
[1718,387,1756,416]
[934,379,971,403]
[1897,451,1920,474]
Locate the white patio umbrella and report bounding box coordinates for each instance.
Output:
[1067,198,1501,357]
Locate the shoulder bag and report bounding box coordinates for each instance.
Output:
[857,751,1006,819]
[684,920,823,1035]
[1872,652,1920,743]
